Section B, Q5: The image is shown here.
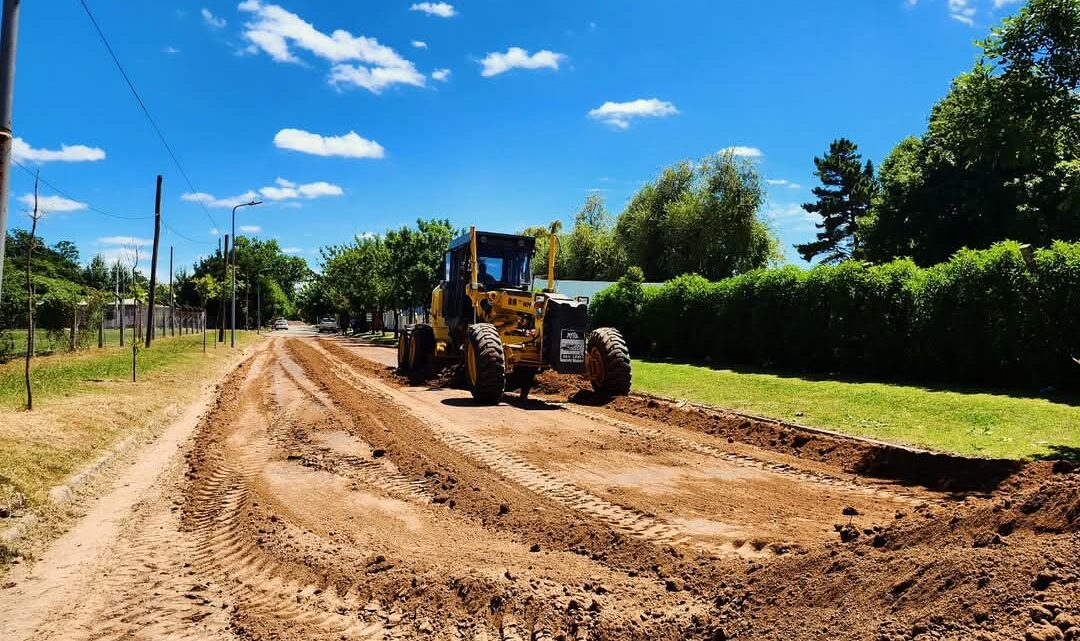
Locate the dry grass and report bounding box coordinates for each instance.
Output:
[0,333,260,509]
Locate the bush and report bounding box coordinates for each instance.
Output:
[590,240,1080,389]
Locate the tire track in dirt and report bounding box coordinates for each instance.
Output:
[305,339,731,555]
[183,347,390,640]
[554,402,936,505]
[272,349,434,504]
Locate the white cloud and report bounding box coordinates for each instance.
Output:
[12,137,106,163]
[98,236,150,247]
[431,68,451,81]
[182,190,259,208]
[992,0,1022,7]
[409,2,456,18]
[274,128,385,159]
[765,179,803,189]
[765,202,817,229]
[185,177,343,209]
[201,8,226,29]
[239,225,262,233]
[480,47,566,77]
[948,0,975,25]
[163,46,181,55]
[19,193,86,212]
[720,146,764,158]
[411,40,427,49]
[100,247,145,268]
[297,181,343,198]
[587,98,678,129]
[239,1,425,93]
[209,227,221,236]
[282,247,303,254]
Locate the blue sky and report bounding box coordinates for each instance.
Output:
[7,0,1024,272]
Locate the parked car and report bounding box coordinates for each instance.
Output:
[273,318,289,331]
[318,317,339,333]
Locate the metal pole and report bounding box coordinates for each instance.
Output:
[230,200,260,348]
[230,206,236,348]
[169,245,174,336]
[0,0,21,300]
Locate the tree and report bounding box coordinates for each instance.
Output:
[795,138,876,263]
[383,219,455,321]
[616,152,779,281]
[862,0,1080,264]
[82,254,111,291]
[24,175,44,409]
[559,194,627,280]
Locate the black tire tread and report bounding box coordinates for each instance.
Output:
[588,327,632,395]
[467,323,505,404]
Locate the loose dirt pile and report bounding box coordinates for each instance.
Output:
[5,334,1077,641]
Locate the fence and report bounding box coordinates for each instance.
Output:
[0,300,207,360]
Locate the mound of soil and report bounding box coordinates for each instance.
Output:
[711,467,1080,641]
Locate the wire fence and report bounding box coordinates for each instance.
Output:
[0,301,208,360]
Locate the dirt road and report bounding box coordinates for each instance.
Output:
[2,331,1076,640]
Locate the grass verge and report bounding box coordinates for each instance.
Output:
[0,332,259,512]
[632,360,1080,460]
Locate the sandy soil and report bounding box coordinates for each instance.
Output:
[1,331,1076,641]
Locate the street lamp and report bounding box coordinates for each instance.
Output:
[231,199,261,347]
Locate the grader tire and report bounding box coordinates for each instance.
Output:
[466,323,505,404]
[586,327,632,396]
[396,327,412,372]
[408,324,435,381]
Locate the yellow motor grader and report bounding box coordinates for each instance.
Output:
[397,227,631,404]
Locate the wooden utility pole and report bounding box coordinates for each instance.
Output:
[0,0,21,301]
[145,175,162,348]
[169,246,174,336]
[117,261,124,347]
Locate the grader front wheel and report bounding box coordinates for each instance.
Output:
[585,327,632,396]
[466,323,505,404]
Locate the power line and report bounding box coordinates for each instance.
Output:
[162,219,216,246]
[12,158,153,220]
[76,0,221,235]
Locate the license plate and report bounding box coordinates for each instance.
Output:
[559,329,585,363]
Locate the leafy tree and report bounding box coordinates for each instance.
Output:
[82,254,111,291]
[560,194,627,280]
[862,0,1080,264]
[616,152,779,281]
[383,219,455,317]
[795,139,876,263]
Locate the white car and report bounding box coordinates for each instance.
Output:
[318,317,339,333]
[273,318,289,331]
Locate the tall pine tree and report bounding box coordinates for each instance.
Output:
[795,138,876,263]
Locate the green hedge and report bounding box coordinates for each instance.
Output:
[590,241,1080,389]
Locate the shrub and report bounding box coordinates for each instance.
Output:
[590,240,1080,390]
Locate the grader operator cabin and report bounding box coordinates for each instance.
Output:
[396,228,632,403]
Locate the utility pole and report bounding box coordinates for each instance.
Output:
[145,175,162,348]
[169,246,174,336]
[256,274,262,335]
[0,0,20,301]
[220,234,229,344]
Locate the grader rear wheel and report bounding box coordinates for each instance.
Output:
[396,328,412,372]
[466,323,505,404]
[408,324,435,380]
[585,327,632,396]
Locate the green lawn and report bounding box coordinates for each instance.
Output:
[632,360,1080,460]
[0,331,255,409]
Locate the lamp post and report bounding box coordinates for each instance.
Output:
[230,199,261,348]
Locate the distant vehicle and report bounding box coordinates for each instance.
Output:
[318,317,339,333]
[273,318,289,331]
